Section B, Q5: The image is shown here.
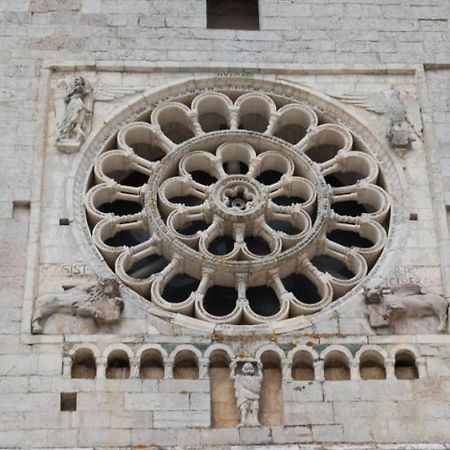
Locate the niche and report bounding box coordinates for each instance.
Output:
[173,350,199,379]
[209,351,239,428]
[207,0,260,30]
[359,351,386,380]
[71,348,96,379]
[259,351,283,426]
[324,351,350,381]
[139,349,164,380]
[395,350,418,380]
[106,350,130,379]
[292,351,315,381]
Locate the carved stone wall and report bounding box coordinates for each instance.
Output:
[1,1,450,449]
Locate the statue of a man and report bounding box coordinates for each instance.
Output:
[232,361,262,427]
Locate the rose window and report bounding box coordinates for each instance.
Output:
[83,82,391,326]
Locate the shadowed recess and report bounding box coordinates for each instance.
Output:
[199,112,228,132]
[272,195,305,206]
[311,254,355,279]
[325,171,363,187]
[208,236,235,255]
[267,219,300,235]
[331,200,376,216]
[168,195,204,206]
[177,220,209,235]
[275,124,306,145]
[256,170,283,185]
[223,160,249,175]
[105,229,150,248]
[282,273,321,304]
[203,286,238,317]
[162,273,200,303]
[132,143,165,161]
[161,123,195,144]
[99,199,142,216]
[106,170,149,187]
[190,170,217,185]
[245,235,271,255]
[247,286,280,316]
[126,254,169,279]
[306,144,340,163]
[327,229,374,248]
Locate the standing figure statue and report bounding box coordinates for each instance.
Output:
[232,361,262,427]
[56,76,93,153]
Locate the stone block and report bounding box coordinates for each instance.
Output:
[0,393,59,412]
[271,425,313,444]
[323,381,361,402]
[200,427,240,445]
[239,426,272,445]
[190,392,210,410]
[153,410,210,428]
[360,380,413,401]
[124,393,189,411]
[283,381,323,402]
[131,428,177,447]
[78,428,130,447]
[312,424,344,442]
[46,429,78,447]
[176,428,202,447]
[284,401,334,425]
[110,410,153,428]
[77,392,123,411]
[158,379,210,393]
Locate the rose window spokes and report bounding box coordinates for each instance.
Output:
[84,88,391,326]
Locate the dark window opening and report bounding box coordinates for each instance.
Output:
[162,273,200,303]
[60,392,77,412]
[247,286,279,316]
[207,0,260,30]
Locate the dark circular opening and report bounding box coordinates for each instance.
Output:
[247,286,279,316]
[203,286,238,317]
[162,273,200,303]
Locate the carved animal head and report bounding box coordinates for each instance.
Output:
[76,278,124,325]
[363,282,383,303]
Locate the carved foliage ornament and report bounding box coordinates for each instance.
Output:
[82,81,392,327]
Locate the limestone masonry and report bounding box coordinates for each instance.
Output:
[1,1,450,449]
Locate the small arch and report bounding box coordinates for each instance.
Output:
[258,350,283,426]
[70,347,97,379]
[106,349,130,379]
[172,347,200,380]
[356,346,387,380]
[394,349,419,380]
[291,350,315,381]
[204,343,235,361]
[139,349,165,380]
[322,347,351,381]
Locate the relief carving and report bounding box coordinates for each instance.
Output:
[330,87,422,153]
[231,361,262,427]
[32,277,124,334]
[56,76,93,153]
[364,279,448,333]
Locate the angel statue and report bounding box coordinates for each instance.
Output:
[231,361,263,427]
[56,76,93,153]
[329,86,422,152]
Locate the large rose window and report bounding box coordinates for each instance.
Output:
[84,83,391,325]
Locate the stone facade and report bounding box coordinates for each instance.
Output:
[1,1,450,449]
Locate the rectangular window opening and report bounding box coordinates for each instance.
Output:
[207,0,260,30]
[60,392,77,411]
[59,218,70,226]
